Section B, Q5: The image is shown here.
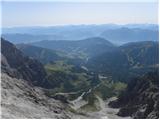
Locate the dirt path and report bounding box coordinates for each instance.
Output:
[86,96,131,119]
[69,92,88,110]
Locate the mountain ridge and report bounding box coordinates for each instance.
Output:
[87,41,158,82]
[16,44,65,64]
[30,37,116,58]
[2,24,158,44]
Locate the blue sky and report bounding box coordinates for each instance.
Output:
[1,0,158,27]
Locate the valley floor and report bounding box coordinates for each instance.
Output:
[1,73,130,119]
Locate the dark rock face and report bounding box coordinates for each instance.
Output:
[1,38,49,87]
[52,94,68,103]
[109,71,159,119]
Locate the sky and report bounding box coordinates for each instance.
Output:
[1,0,159,27]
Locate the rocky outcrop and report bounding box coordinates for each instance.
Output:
[1,38,50,87]
[1,73,72,118]
[109,71,159,119]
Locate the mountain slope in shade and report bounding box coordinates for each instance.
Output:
[109,71,159,119]
[119,41,159,66]
[87,41,158,82]
[17,44,65,64]
[31,37,116,58]
[1,38,49,87]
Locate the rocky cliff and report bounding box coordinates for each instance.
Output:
[1,38,50,87]
[1,73,72,118]
[109,71,159,119]
[1,38,73,118]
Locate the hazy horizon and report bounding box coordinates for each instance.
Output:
[2,0,158,27]
[2,23,159,29]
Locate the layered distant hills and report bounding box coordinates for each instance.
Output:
[2,24,158,44]
[101,27,158,44]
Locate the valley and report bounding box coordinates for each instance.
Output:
[1,24,159,119]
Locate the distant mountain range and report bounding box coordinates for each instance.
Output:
[101,27,158,44]
[2,24,158,44]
